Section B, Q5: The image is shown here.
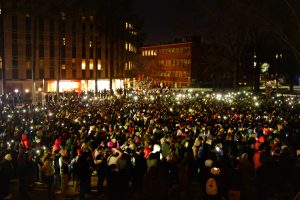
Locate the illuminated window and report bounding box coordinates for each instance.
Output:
[142,51,145,56]
[89,41,92,48]
[61,12,66,20]
[128,61,132,70]
[62,37,66,46]
[89,59,93,70]
[125,22,134,30]
[81,59,86,70]
[61,64,66,70]
[97,59,101,70]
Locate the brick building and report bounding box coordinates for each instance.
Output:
[139,36,206,88]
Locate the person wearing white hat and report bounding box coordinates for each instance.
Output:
[58,149,70,195]
[0,153,14,199]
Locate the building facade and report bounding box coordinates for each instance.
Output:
[0,0,139,98]
[139,42,193,88]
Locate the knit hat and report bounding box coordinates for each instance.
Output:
[210,167,221,175]
[4,153,12,161]
[205,159,213,167]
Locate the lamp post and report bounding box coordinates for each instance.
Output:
[0,0,5,96]
[0,56,4,95]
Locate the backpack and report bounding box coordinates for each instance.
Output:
[206,177,218,195]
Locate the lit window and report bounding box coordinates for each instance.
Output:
[129,61,132,70]
[62,37,66,46]
[61,12,66,20]
[131,31,137,35]
[97,59,101,70]
[89,41,92,48]
[0,9,2,15]
[61,64,66,70]
[89,59,93,70]
[81,59,86,70]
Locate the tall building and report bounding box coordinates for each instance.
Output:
[0,0,140,98]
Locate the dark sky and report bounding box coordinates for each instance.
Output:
[132,0,183,44]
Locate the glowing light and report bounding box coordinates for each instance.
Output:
[216,94,222,100]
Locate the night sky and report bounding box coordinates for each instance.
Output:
[132,0,183,44]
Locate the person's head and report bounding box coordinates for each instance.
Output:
[81,143,88,152]
[60,149,68,157]
[241,153,248,161]
[45,152,53,161]
[4,153,12,161]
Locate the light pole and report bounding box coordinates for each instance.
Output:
[0,0,5,96]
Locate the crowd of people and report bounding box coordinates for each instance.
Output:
[0,88,299,200]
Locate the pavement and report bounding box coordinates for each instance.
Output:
[6,175,203,200]
[6,175,299,200]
